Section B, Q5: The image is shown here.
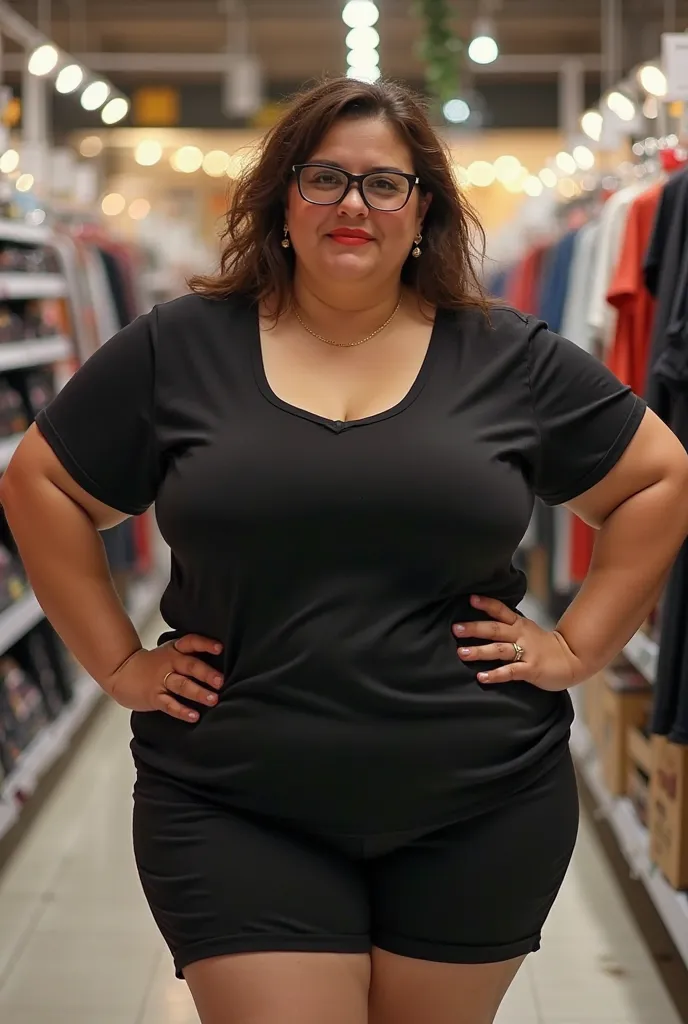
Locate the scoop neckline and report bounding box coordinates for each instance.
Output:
[250,304,443,434]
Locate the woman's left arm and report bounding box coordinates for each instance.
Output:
[555,407,688,678]
[455,409,688,690]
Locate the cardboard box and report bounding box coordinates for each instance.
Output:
[598,671,652,797]
[649,736,688,890]
[583,672,607,750]
[626,726,655,829]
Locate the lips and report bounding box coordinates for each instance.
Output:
[328,229,374,246]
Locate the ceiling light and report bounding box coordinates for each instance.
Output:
[573,145,595,170]
[606,91,636,121]
[466,161,496,187]
[468,35,499,65]
[503,179,524,194]
[523,175,543,197]
[557,178,576,198]
[135,140,163,166]
[443,98,471,124]
[55,64,84,94]
[347,48,380,67]
[79,135,103,158]
[346,66,381,82]
[556,151,577,175]
[452,164,470,187]
[643,96,659,119]
[342,1,379,28]
[638,64,667,98]
[81,81,110,111]
[28,44,59,77]
[346,26,380,49]
[0,149,20,174]
[101,97,129,124]
[170,146,204,173]
[15,174,34,193]
[539,168,557,188]
[580,110,603,142]
[494,155,522,183]
[101,193,126,216]
[128,199,151,221]
[203,150,231,177]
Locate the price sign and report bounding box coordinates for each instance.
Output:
[662,33,688,102]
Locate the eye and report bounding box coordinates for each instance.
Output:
[366,175,405,192]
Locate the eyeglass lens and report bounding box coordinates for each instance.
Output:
[298,166,411,210]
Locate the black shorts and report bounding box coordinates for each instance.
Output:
[133,750,579,978]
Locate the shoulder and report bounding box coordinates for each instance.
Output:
[152,291,253,333]
[442,303,534,348]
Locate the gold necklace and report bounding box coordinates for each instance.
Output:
[293,297,402,348]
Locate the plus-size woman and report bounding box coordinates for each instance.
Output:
[2,78,688,1024]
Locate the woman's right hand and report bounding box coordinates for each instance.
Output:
[105,634,225,723]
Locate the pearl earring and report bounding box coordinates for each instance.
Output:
[281,224,291,249]
[412,231,422,258]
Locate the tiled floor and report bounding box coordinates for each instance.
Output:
[0,619,684,1023]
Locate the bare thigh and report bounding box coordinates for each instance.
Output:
[184,951,371,1024]
[369,948,525,1024]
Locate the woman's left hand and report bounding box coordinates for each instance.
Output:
[453,595,586,692]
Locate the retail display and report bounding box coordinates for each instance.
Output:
[489,152,688,963]
[0,212,165,845]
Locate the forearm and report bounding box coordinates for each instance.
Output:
[1,475,143,691]
[555,476,688,681]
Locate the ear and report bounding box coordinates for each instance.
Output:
[418,191,433,229]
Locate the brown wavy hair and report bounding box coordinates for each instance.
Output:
[189,76,486,314]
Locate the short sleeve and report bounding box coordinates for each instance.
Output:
[36,311,160,515]
[528,318,646,506]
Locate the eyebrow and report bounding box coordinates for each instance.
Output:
[309,160,410,175]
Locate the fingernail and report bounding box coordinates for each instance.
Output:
[214,644,222,653]
[459,648,471,657]
[214,675,223,687]
[206,693,217,704]
[188,711,199,721]
[477,672,488,682]
[453,624,465,635]
[471,595,481,605]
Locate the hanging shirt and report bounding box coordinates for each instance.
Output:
[36,295,645,834]
[560,221,600,354]
[606,184,661,396]
[537,229,578,335]
[588,185,645,350]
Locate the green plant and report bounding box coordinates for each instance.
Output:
[413,0,463,113]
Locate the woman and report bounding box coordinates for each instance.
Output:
[2,77,687,1024]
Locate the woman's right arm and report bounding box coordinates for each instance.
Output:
[0,424,224,722]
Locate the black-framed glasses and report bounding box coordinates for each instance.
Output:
[293,163,420,212]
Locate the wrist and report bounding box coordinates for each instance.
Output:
[551,629,592,686]
[102,645,144,698]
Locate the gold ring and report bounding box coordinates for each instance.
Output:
[163,670,174,688]
[512,643,525,663]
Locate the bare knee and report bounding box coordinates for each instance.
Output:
[185,950,370,1024]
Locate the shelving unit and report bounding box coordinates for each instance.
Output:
[525,596,688,968]
[570,711,688,968]
[0,336,72,373]
[0,590,45,654]
[0,273,67,301]
[0,574,163,842]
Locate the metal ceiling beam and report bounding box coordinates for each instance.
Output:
[0,51,605,75]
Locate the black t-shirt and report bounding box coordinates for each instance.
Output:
[36,294,645,834]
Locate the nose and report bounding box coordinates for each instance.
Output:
[338,184,368,217]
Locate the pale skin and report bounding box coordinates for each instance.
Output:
[1,114,688,1024]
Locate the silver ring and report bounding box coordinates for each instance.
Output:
[512,643,525,663]
[163,670,174,688]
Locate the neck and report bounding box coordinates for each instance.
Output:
[292,269,403,333]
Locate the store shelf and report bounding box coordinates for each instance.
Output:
[0,273,67,301]
[0,432,23,470]
[570,714,688,969]
[0,574,164,841]
[0,336,72,372]
[0,591,45,657]
[0,221,53,246]
[622,630,659,685]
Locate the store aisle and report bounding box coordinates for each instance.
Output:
[0,621,683,1024]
